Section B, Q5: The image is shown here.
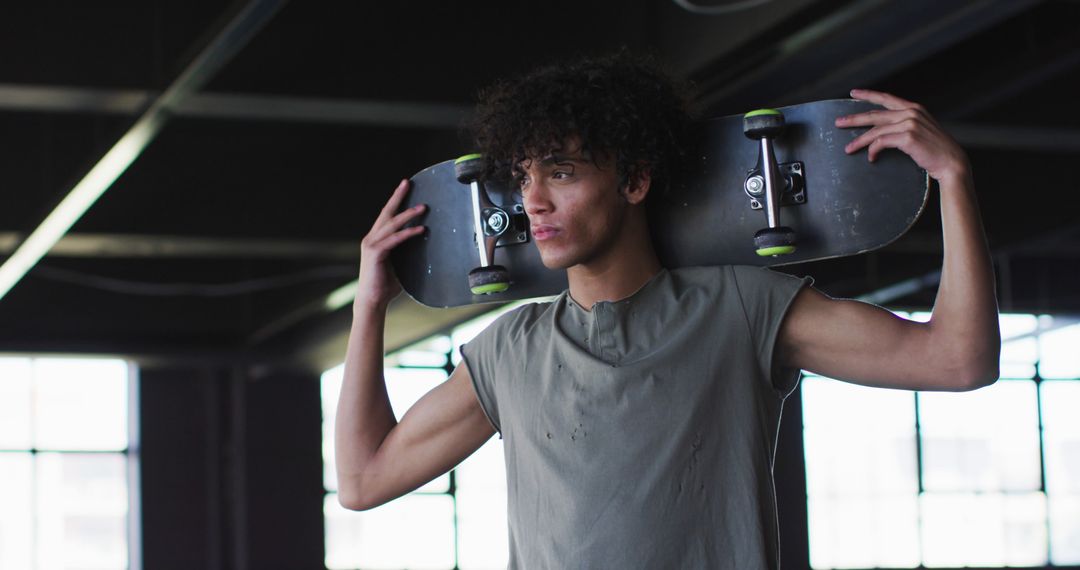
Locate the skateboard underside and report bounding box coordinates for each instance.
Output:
[392,100,929,308]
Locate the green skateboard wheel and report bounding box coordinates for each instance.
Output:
[753,226,797,256]
[468,265,510,295]
[454,154,484,184]
[743,109,785,139]
[743,109,782,118]
[471,282,511,295]
[455,153,483,163]
[756,245,797,256]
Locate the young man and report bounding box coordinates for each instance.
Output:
[335,55,1000,568]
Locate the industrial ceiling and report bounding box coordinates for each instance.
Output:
[2,0,1078,372]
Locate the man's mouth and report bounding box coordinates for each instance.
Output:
[531,225,559,241]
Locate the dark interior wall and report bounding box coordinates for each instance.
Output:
[140,363,325,570]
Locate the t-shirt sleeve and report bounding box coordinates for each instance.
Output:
[458,311,517,438]
[729,265,814,396]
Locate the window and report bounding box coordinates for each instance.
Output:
[0,356,138,570]
[322,302,531,570]
[803,313,1080,569]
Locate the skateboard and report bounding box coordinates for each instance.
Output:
[390,99,930,308]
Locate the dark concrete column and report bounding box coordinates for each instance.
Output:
[240,367,326,570]
[139,365,226,570]
[776,382,811,570]
[139,363,325,570]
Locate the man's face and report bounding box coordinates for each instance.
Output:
[515,142,631,270]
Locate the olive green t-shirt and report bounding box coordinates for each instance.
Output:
[460,265,812,569]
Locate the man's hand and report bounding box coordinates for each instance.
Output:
[356,179,427,312]
[836,89,970,185]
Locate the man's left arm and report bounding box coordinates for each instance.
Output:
[776,89,1000,392]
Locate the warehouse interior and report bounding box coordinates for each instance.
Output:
[1,0,1078,568]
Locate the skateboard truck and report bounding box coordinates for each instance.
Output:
[455,154,513,295]
[743,109,799,256]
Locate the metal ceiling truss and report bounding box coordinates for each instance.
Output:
[683,0,1040,112]
[0,0,287,301]
[0,84,470,129]
[6,82,1079,152]
[0,232,357,260]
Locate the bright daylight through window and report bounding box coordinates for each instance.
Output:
[322,303,526,570]
[803,313,1080,569]
[0,357,135,570]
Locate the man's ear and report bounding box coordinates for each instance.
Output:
[620,166,652,206]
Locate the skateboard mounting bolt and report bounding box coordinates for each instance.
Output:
[488,212,506,232]
[745,175,765,196]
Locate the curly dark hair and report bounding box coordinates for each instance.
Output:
[469,51,695,199]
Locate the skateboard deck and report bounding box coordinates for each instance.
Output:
[391,99,929,308]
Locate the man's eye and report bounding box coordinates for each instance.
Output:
[552,171,571,179]
[517,177,530,190]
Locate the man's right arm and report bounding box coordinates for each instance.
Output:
[334,179,495,511]
[335,304,495,510]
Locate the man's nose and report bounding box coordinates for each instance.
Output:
[523,182,552,216]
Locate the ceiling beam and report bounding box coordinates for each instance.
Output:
[938,46,1080,121]
[8,83,1075,152]
[0,0,287,302]
[0,84,151,113]
[0,84,471,129]
[183,92,470,129]
[0,232,357,260]
[685,0,1040,113]
[944,123,1080,154]
[656,0,822,77]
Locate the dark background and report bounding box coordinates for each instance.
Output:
[1,0,1078,568]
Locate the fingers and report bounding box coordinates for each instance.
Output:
[374,179,426,237]
[356,179,428,307]
[836,88,931,132]
[835,107,925,128]
[363,179,427,255]
[844,121,918,162]
[836,91,937,163]
[361,222,425,265]
[832,91,967,176]
[366,203,426,249]
[848,88,920,111]
[865,131,919,163]
[375,179,412,225]
[379,224,426,251]
[847,124,930,163]
[843,119,918,154]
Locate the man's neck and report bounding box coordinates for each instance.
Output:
[567,261,662,311]
[566,235,662,311]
